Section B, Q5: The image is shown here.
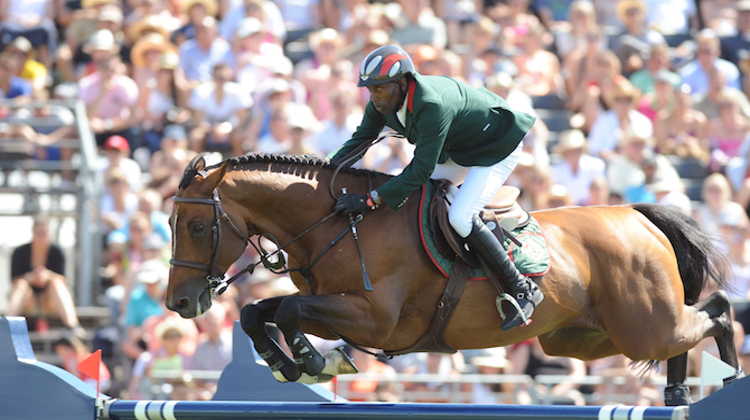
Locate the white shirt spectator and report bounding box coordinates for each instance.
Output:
[219,0,286,42]
[551,154,606,206]
[188,81,252,126]
[588,110,653,158]
[312,113,361,157]
[98,157,143,191]
[678,58,740,96]
[643,0,697,35]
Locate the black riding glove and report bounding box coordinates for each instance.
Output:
[335,194,372,215]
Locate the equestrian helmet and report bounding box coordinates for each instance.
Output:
[357,45,415,87]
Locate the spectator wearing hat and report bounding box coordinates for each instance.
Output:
[653,83,709,161]
[61,0,115,52]
[219,0,286,46]
[547,0,601,60]
[629,43,681,95]
[57,5,126,82]
[78,51,140,149]
[98,135,142,190]
[550,129,606,206]
[587,79,652,160]
[179,16,233,85]
[648,178,692,215]
[172,0,218,46]
[0,51,31,99]
[148,124,197,198]
[464,347,510,403]
[606,127,682,198]
[679,29,741,96]
[610,0,666,76]
[188,63,251,156]
[121,259,168,355]
[4,37,46,97]
[131,32,180,87]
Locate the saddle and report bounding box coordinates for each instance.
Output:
[429,179,530,267]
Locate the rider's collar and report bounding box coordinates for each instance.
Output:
[396,84,409,126]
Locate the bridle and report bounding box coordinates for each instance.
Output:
[170,188,251,297]
[170,186,352,298]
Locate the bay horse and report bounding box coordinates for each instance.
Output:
[167,153,743,406]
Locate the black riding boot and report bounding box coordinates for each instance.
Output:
[465,215,544,331]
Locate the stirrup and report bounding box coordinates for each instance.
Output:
[495,293,532,327]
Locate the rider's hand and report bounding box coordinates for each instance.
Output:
[335,194,374,215]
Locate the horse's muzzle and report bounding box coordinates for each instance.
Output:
[167,287,212,318]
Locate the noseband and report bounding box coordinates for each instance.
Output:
[170,188,249,297]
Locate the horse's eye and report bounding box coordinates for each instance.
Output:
[191,224,206,234]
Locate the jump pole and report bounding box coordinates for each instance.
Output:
[99,400,688,420]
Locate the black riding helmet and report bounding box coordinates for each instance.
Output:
[357,45,416,87]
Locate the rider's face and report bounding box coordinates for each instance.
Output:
[367,78,406,115]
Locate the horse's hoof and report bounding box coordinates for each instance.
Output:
[321,347,359,376]
[291,335,325,376]
[724,369,745,387]
[664,384,692,406]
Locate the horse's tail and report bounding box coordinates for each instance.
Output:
[632,203,728,305]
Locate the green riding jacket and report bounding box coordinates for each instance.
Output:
[331,73,536,211]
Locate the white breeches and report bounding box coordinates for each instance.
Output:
[431,141,523,238]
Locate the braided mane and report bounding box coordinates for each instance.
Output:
[179,153,388,190]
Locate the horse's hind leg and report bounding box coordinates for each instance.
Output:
[694,290,744,385]
[240,296,302,382]
[665,290,744,406]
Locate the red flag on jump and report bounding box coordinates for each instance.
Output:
[78,349,102,396]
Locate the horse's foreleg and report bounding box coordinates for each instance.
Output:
[274,296,326,377]
[693,290,744,386]
[240,296,302,382]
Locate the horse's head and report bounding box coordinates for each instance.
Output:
[166,154,249,318]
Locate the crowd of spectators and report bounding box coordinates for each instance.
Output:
[4,0,750,405]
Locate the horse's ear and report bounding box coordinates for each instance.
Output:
[202,160,230,191]
[193,154,207,172]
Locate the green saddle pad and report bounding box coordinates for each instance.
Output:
[418,181,551,280]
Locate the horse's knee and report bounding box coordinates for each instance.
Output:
[240,304,264,338]
[274,297,302,332]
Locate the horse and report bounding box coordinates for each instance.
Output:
[166,153,743,406]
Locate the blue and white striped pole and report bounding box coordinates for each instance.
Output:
[101,401,688,420]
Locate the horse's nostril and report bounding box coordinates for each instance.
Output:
[174,297,191,310]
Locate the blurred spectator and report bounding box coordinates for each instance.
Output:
[5,36,47,98]
[100,168,139,240]
[137,188,172,244]
[587,354,661,406]
[552,0,601,59]
[610,0,666,76]
[187,63,251,156]
[178,16,232,85]
[694,67,750,122]
[64,18,126,82]
[233,17,284,97]
[716,205,750,332]
[649,179,693,215]
[129,316,190,399]
[7,216,84,335]
[629,43,680,95]
[275,0,322,37]
[78,52,140,149]
[0,0,57,68]
[172,0,218,45]
[569,48,622,134]
[508,337,586,405]
[606,128,682,198]
[719,1,750,69]
[55,336,112,392]
[588,78,652,160]
[550,129,606,206]
[583,176,612,206]
[98,135,142,190]
[189,303,233,399]
[637,69,675,122]
[591,0,620,30]
[135,52,191,157]
[512,22,563,97]
[534,0,577,32]
[694,172,743,234]
[653,83,710,161]
[256,103,294,154]
[361,135,414,175]
[287,109,318,155]
[148,124,198,199]
[463,17,500,85]
[678,29,741,96]
[58,0,114,52]
[433,0,481,49]
[0,51,32,99]
[514,158,553,211]
[387,0,447,50]
[644,0,697,35]
[311,87,360,157]
[700,0,740,37]
[219,0,286,46]
[708,94,750,171]
[130,32,179,92]
[243,77,294,151]
[465,347,511,404]
[544,183,572,208]
[495,0,540,54]
[401,353,463,403]
[121,259,168,361]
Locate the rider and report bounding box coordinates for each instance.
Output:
[331,45,543,332]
